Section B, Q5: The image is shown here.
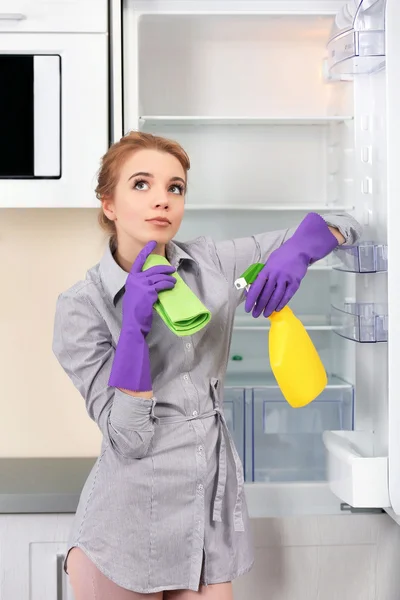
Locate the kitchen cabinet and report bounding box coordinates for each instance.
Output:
[0,514,74,599]
[0,0,107,32]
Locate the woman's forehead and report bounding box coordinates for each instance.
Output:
[121,149,185,178]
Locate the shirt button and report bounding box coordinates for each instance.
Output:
[183,374,189,382]
[186,343,192,349]
[198,445,203,453]
[197,484,204,493]
[192,410,198,417]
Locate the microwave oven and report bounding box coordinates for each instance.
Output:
[0,2,109,207]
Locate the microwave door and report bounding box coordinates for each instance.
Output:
[0,54,61,179]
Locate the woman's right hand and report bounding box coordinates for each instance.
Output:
[123,240,176,338]
[109,241,176,393]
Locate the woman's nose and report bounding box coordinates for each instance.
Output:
[154,193,169,209]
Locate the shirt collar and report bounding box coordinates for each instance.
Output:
[99,239,199,306]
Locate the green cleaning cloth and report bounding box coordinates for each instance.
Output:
[142,254,211,336]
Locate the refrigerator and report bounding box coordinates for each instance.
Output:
[110,0,400,522]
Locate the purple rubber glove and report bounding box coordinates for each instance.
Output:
[108,240,176,392]
[245,213,339,318]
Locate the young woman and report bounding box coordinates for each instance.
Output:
[53,131,361,600]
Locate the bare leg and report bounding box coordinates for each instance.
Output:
[67,547,164,600]
[165,582,234,600]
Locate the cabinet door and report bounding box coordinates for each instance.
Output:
[0,0,107,32]
[0,514,75,599]
[30,542,74,600]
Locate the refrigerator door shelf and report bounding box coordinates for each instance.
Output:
[327,0,387,75]
[323,430,389,508]
[333,242,388,273]
[331,303,388,343]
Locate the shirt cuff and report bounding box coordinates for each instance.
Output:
[322,213,362,245]
[110,389,156,431]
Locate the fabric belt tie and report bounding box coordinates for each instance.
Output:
[151,406,245,532]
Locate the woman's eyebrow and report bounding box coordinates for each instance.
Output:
[128,172,185,185]
[128,171,153,181]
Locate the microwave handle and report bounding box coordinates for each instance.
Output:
[0,13,27,21]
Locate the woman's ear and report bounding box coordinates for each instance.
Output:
[101,195,117,222]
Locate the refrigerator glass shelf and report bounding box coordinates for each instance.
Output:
[233,314,334,332]
[225,373,350,390]
[140,115,354,126]
[182,204,354,212]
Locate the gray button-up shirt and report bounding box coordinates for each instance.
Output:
[52,213,361,594]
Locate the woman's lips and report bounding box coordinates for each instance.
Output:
[147,218,171,227]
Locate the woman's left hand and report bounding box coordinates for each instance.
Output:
[244,212,339,318]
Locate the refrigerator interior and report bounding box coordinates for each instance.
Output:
[121,4,389,512]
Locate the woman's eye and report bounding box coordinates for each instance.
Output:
[169,184,184,195]
[134,180,149,191]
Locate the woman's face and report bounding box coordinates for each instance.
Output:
[103,148,186,250]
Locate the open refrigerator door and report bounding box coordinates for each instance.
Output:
[378,0,400,520]
[322,0,392,514]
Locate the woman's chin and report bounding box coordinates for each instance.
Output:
[151,230,176,243]
[141,233,174,246]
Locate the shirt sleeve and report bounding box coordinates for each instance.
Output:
[52,290,156,460]
[210,211,362,304]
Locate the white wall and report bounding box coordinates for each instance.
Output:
[0,209,104,457]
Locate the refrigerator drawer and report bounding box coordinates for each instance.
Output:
[252,384,354,483]
[323,431,389,508]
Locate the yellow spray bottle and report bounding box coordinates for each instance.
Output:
[235,263,327,408]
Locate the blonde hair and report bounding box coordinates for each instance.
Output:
[96,131,190,251]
